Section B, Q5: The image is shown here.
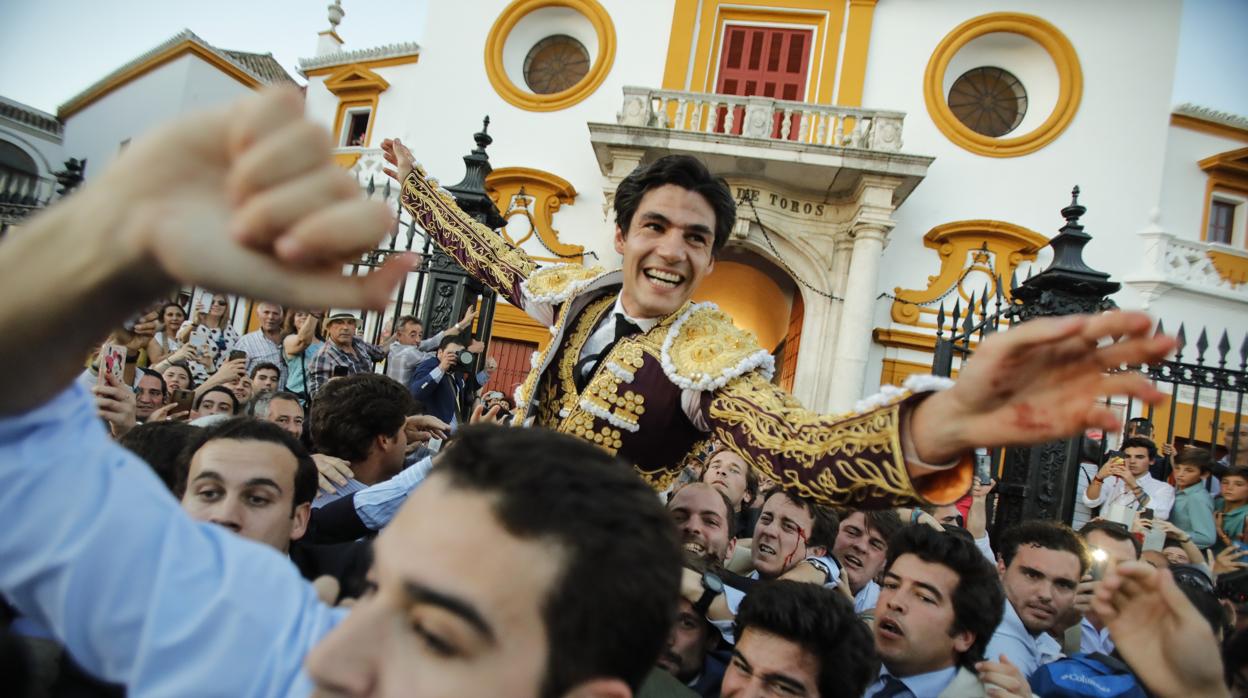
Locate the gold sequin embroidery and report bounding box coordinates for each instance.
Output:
[707,371,913,507]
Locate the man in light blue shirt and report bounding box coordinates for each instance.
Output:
[0,87,688,697]
[985,521,1087,678]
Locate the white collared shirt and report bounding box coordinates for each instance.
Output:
[1083,471,1176,520]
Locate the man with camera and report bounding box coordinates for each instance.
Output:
[408,335,486,428]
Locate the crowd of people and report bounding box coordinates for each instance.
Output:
[0,86,1241,698]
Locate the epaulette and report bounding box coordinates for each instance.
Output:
[520,263,610,305]
[661,303,775,391]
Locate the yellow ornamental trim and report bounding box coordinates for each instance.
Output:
[662,304,774,391]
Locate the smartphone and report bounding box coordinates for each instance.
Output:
[227,349,247,363]
[1142,525,1166,552]
[973,448,992,483]
[331,366,350,378]
[171,389,195,414]
[97,342,126,385]
[1090,548,1109,581]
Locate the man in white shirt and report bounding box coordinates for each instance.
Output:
[1084,437,1176,520]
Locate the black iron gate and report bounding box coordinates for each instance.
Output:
[931,189,1247,537]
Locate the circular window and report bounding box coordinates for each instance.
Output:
[923,13,1082,158]
[948,67,1027,137]
[523,35,590,94]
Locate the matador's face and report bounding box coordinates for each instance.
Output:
[614,184,716,320]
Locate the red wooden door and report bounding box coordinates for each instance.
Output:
[714,25,812,139]
[484,338,537,403]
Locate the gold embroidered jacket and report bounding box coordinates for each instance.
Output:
[401,168,969,507]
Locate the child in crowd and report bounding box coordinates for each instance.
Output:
[1171,447,1217,549]
[1215,466,1248,552]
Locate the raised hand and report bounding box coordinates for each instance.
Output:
[405,414,450,442]
[147,403,189,423]
[380,137,416,183]
[1092,561,1228,697]
[311,454,355,495]
[93,371,137,438]
[911,312,1175,463]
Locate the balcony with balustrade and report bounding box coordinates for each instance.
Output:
[588,86,933,205]
[1124,212,1248,310]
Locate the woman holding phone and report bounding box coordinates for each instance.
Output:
[176,294,240,384]
[281,308,324,403]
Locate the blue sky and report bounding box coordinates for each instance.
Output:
[1,0,1243,117]
[0,0,427,114]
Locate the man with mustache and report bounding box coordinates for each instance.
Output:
[869,525,1031,698]
[669,482,738,565]
[985,521,1089,678]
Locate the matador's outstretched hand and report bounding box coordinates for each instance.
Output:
[910,311,1175,463]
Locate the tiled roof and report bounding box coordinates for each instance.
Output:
[0,95,62,137]
[60,30,297,117]
[1173,103,1248,131]
[298,42,421,73]
[221,49,297,85]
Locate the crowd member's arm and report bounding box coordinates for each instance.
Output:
[408,355,450,401]
[193,356,247,397]
[304,455,437,544]
[967,478,995,540]
[1144,520,1206,566]
[975,656,1032,698]
[149,343,196,375]
[1092,561,1229,698]
[419,307,476,352]
[283,309,321,359]
[1084,457,1123,507]
[0,88,407,688]
[0,91,404,415]
[93,370,137,438]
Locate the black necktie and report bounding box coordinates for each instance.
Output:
[574,314,641,392]
[873,675,914,698]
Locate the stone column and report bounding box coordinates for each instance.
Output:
[601,147,645,220]
[827,176,898,411]
[797,230,852,411]
[827,224,888,411]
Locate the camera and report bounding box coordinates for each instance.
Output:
[450,349,475,374]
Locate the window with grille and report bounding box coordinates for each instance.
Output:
[714,25,812,139]
[948,66,1028,138]
[523,35,590,95]
[1208,199,1236,245]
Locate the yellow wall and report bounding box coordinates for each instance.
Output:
[691,260,792,352]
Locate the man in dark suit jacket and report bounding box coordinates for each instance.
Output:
[408,335,469,427]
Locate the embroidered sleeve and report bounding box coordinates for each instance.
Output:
[401,169,537,306]
[703,372,971,508]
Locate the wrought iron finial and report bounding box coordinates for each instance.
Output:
[472,116,493,154]
[1061,185,1087,230]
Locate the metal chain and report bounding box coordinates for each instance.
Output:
[746,199,843,302]
[877,249,1001,309]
